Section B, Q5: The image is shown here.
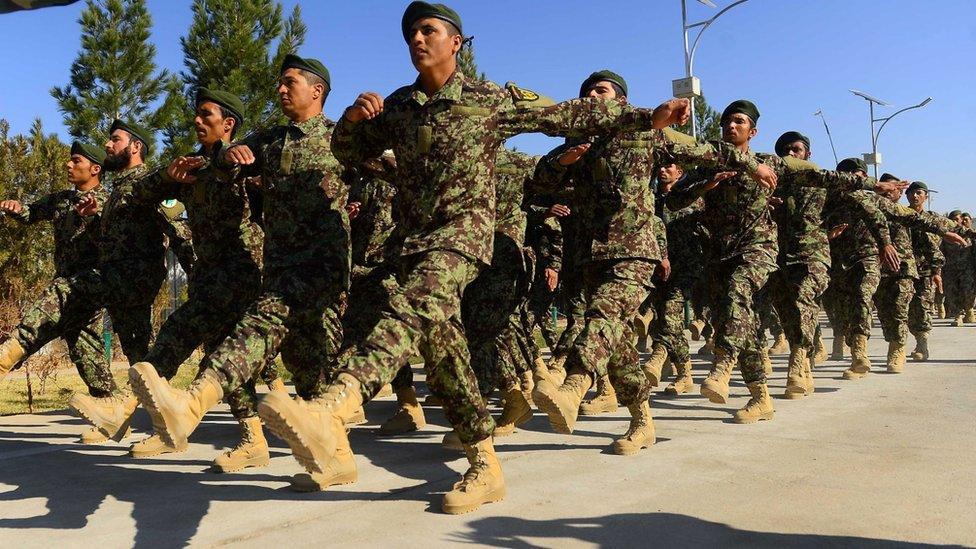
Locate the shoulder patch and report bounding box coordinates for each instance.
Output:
[160,200,185,221]
[662,127,696,146]
[505,81,555,109]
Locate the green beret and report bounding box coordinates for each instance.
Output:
[879,172,900,182]
[908,181,933,194]
[280,54,331,90]
[836,157,867,174]
[963,212,972,218]
[948,210,962,219]
[721,99,759,124]
[402,1,462,41]
[774,131,810,157]
[70,140,106,166]
[195,87,244,126]
[579,70,628,98]
[110,119,153,155]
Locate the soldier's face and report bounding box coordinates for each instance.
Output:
[66,154,99,186]
[194,101,234,147]
[721,113,757,146]
[963,216,972,228]
[278,68,319,120]
[408,18,461,72]
[657,163,682,185]
[103,130,138,171]
[586,82,618,101]
[783,140,810,160]
[907,188,927,208]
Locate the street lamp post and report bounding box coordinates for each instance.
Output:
[850,89,932,179]
[813,109,840,166]
[674,0,750,138]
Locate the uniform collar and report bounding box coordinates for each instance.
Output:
[410,70,464,106]
[289,114,326,136]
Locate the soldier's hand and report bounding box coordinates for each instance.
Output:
[943,231,967,246]
[651,98,691,129]
[933,274,943,294]
[344,92,384,123]
[546,204,571,218]
[828,223,849,240]
[874,180,909,195]
[703,171,737,192]
[224,144,256,165]
[750,163,778,190]
[167,156,206,183]
[0,200,23,215]
[557,143,590,166]
[346,201,361,220]
[544,268,559,292]
[75,195,99,217]
[657,257,672,281]
[880,244,900,272]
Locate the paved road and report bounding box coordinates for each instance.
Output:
[1,322,974,548]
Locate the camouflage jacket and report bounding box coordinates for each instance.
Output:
[348,153,398,275]
[658,184,706,279]
[134,143,263,270]
[494,148,538,248]
[331,71,757,266]
[227,115,351,284]
[10,185,109,277]
[910,218,945,277]
[525,207,563,273]
[99,164,168,268]
[941,234,971,273]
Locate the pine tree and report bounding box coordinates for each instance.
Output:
[159,0,307,157]
[457,41,486,82]
[50,0,170,150]
[678,95,721,141]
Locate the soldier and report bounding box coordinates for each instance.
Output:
[942,210,972,326]
[960,212,976,323]
[906,181,944,360]
[521,199,566,360]
[127,54,354,480]
[0,141,118,443]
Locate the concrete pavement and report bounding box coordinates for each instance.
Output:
[1,322,974,548]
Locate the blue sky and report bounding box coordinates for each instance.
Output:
[1,0,974,211]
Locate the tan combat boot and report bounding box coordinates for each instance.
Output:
[768,333,789,355]
[545,355,568,386]
[910,333,930,361]
[531,356,549,385]
[733,382,775,424]
[697,338,714,357]
[886,341,906,373]
[214,416,271,473]
[424,393,443,406]
[80,426,131,444]
[642,343,669,387]
[784,346,812,399]
[759,346,773,375]
[376,383,394,398]
[258,372,361,474]
[966,309,976,323]
[938,302,947,319]
[829,336,846,360]
[813,333,828,364]
[378,385,427,435]
[843,335,872,380]
[130,433,186,458]
[442,438,505,514]
[345,406,367,425]
[532,369,592,434]
[442,430,463,451]
[954,313,965,327]
[492,387,533,437]
[664,360,694,395]
[700,348,735,404]
[579,374,619,416]
[267,377,287,394]
[519,370,535,407]
[129,364,224,448]
[0,338,26,381]
[289,429,358,492]
[610,399,656,455]
[69,392,138,442]
[689,319,706,341]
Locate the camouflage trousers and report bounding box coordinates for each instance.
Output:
[651,275,699,365]
[205,265,344,401]
[943,266,974,318]
[553,280,586,360]
[341,250,494,444]
[707,250,777,384]
[524,266,560,354]
[769,261,830,350]
[461,235,526,396]
[144,260,271,420]
[874,276,916,345]
[908,274,935,336]
[833,259,881,343]
[565,259,654,407]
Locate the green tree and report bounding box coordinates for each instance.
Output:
[0,119,66,309]
[457,41,486,82]
[50,0,171,150]
[159,0,307,157]
[677,95,721,141]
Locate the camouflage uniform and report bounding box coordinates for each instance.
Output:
[522,205,563,356]
[908,222,945,337]
[942,234,973,319]
[133,144,267,419]
[330,70,730,443]
[6,185,115,397]
[202,115,350,401]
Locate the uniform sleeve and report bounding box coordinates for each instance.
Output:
[653,215,668,261]
[496,97,660,141]
[665,175,712,212]
[881,201,955,236]
[331,115,391,168]
[15,193,59,224]
[771,155,878,193]
[657,129,762,176]
[531,143,573,193]
[848,191,893,248]
[131,167,182,205]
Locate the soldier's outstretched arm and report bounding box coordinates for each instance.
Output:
[656,128,776,188]
[665,170,736,211]
[332,92,390,168]
[3,194,55,224]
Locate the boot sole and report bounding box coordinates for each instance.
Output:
[733,411,774,424]
[214,453,271,473]
[128,364,188,448]
[257,395,337,475]
[782,390,809,399]
[131,445,187,459]
[700,386,728,405]
[578,401,619,416]
[531,385,574,434]
[442,487,506,515]
[290,469,358,492]
[69,396,135,443]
